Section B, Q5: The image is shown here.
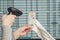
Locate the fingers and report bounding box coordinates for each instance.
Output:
[2,14,16,20]
[7,14,16,22]
[13,24,32,38]
[23,24,32,29]
[2,14,16,27]
[24,27,32,33]
[8,15,16,22]
[23,27,31,32]
[22,28,32,36]
[22,24,32,33]
[8,14,16,18]
[17,24,32,33]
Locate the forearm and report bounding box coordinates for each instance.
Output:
[2,14,17,40]
[2,25,15,40]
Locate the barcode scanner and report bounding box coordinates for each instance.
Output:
[8,7,23,16]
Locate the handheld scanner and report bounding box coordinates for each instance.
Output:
[8,7,23,16]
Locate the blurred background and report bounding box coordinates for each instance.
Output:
[0,0,60,40]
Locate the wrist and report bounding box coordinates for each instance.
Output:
[13,31,21,39]
[2,24,11,28]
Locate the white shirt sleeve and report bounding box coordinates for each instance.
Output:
[2,25,15,40]
[32,19,55,40]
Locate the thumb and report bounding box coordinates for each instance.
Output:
[2,14,7,19]
[2,14,7,18]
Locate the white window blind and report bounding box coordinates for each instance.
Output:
[0,0,60,39]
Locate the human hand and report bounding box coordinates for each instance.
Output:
[2,14,16,27]
[13,24,32,39]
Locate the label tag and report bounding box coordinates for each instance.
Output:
[28,11,36,27]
